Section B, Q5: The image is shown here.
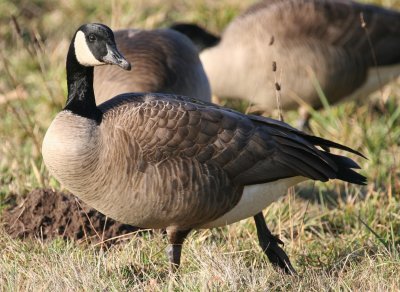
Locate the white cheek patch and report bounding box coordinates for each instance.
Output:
[74,31,105,67]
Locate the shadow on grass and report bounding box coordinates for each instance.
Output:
[295,183,368,209]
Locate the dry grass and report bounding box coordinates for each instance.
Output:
[1,188,400,290]
[0,0,399,290]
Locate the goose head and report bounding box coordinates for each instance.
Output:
[64,24,131,121]
[72,23,131,70]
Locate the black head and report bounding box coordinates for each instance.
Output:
[73,23,131,70]
[170,23,220,52]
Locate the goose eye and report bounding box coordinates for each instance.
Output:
[88,34,96,42]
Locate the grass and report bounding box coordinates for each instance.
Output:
[0,0,399,290]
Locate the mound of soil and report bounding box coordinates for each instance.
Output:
[1,189,138,246]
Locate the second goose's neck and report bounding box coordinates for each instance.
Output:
[64,46,102,123]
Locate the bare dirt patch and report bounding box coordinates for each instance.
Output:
[1,189,138,246]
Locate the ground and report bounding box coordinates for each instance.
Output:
[2,189,137,245]
[0,0,399,290]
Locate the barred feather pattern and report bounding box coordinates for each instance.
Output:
[42,93,365,229]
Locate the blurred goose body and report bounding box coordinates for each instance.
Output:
[93,28,211,104]
[172,0,400,124]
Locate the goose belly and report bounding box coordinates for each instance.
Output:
[344,64,400,101]
[200,176,306,228]
[71,158,244,230]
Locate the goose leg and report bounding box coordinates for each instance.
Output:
[166,228,191,271]
[253,212,296,274]
[296,106,311,132]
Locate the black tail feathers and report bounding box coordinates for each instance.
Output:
[323,152,367,185]
[170,23,220,52]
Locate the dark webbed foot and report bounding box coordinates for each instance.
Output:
[165,228,191,272]
[253,212,296,275]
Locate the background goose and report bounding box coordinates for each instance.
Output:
[42,23,366,274]
[171,0,400,128]
[93,28,211,104]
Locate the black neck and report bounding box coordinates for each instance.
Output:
[64,41,102,123]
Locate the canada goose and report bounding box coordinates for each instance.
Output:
[93,28,211,105]
[42,23,366,274]
[171,0,400,128]
[93,27,295,273]
[92,27,295,271]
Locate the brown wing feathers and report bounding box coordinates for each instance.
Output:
[247,115,366,185]
[249,115,366,157]
[260,0,400,66]
[101,94,366,187]
[269,132,366,185]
